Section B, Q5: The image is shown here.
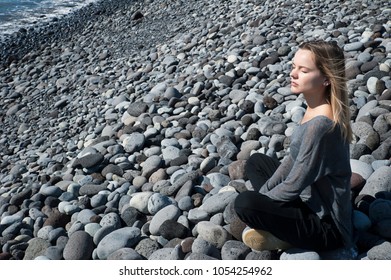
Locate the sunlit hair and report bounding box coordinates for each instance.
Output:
[299,40,352,143]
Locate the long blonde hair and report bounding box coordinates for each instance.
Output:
[299,40,352,143]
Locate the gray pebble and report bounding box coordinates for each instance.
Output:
[196,221,230,249]
[280,248,321,260]
[199,189,238,215]
[63,231,94,260]
[360,166,391,197]
[96,227,141,260]
[107,248,144,260]
[367,241,391,260]
[221,240,251,260]
[149,205,181,235]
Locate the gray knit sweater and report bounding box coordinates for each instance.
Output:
[259,115,354,249]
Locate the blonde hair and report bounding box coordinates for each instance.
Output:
[299,40,352,143]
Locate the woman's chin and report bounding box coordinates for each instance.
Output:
[290,87,300,94]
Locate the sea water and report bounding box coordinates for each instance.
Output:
[0,0,98,35]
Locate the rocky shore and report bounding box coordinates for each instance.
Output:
[0,0,390,260]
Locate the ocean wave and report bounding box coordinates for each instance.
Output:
[0,0,98,35]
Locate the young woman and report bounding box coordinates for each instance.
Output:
[234,40,356,254]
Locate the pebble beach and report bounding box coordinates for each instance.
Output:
[0,0,391,260]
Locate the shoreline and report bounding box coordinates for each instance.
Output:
[0,0,391,260]
[0,0,205,67]
[0,0,100,37]
[0,0,134,66]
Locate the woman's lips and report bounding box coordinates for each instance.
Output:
[291,81,298,87]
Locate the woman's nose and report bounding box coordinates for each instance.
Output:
[290,68,297,79]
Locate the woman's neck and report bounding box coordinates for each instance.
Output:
[302,92,333,123]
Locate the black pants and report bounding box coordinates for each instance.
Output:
[234,153,343,251]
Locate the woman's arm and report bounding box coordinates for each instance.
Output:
[263,118,331,201]
[259,155,294,194]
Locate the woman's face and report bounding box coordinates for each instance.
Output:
[290,49,327,96]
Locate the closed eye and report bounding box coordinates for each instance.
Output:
[291,62,311,73]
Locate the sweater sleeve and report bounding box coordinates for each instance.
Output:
[259,155,294,194]
[263,119,331,202]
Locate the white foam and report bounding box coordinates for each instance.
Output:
[0,0,100,36]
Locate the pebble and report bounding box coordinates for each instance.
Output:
[196,221,231,249]
[280,248,321,260]
[149,204,181,235]
[95,227,141,260]
[63,231,94,260]
[367,242,391,260]
[221,240,251,260]
[0,0,390,261]
[107,248,143,260]
[360,166,391,197]
[199,189,238,215]
[369,199,391,223]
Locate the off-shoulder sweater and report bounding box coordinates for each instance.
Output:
[259,115,354,249]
